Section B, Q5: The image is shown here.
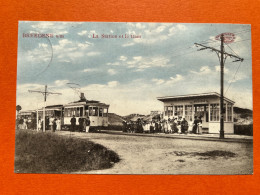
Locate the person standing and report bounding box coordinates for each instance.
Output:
[85,116,90,133]
[181,118,188,134]
[37,117,42,131]
[78,118,83,132]
[56,117,61,131]
[70,115,76,132]
[46,116,50,130]
[192,116,199,134]
[50,116,54,132]
[52,118,57,132]
[164,120,168,134]
[122,120,127,132]
[197,116,203,134]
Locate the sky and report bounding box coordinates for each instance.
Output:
[16,21,252,115]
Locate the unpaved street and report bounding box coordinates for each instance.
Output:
[57,131,253,175]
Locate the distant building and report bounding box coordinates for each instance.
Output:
[157,92,235,134]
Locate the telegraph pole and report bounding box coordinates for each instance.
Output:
[29,85,61,132]
[220,34,225,138]
[195,33,243,139]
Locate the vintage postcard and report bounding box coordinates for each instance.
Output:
[15,21,253,174]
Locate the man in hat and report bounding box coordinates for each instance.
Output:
[70,115,76,132]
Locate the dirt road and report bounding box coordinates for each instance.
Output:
[57,131,253,175]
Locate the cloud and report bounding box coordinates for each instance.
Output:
[54,80,69,87]
[107,62,120,66]
[152,78,165,85]
[106,55,171,71]
[83,68,98,73]
[165,74,184,85]
[122,42,135,47]
[87,51,100,56]
[39,43,48,48]
[215,66,229,73]
[119,56,127,61]
[168,27,175,36]
[107,81,118,87]
[124,23,186,45]
[176,24,187,31]
[78,30,88,36]
[190,66,212,75]
[152,74,184,85]
[108,69,117,75]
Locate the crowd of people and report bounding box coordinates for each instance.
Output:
[16,114,92,133]
[122,116,203,134]
[70,115,91,133]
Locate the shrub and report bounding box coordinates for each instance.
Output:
[14,130,120,173]
[234,124,253,136]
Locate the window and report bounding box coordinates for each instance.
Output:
[89,107,98,116]
[175,105,183,116]
[103,108,108,117]
[164,106,173,117]
[76,107,80,117]
[64,108,68,117]
[85,106,89,117]
[80,107,83,117]
[210,104,219,121]
[99,108,103,117]
[185,105,193,122]
[227,104,232,121]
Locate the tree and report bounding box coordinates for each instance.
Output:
[16,105,22,113]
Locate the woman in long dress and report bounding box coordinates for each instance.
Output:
[38,118,42,131]
[56,118,61,131]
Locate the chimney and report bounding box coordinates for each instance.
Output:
[80,93,86,101]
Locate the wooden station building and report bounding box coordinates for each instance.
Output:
[157,92,235,134]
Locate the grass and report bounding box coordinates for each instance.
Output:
[14,130,120,173]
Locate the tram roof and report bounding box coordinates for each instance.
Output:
[157,92,235,104]
[64,100,109,108]
[19,110,36,115]
[38,104,63,111]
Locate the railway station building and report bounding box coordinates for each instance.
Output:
[157,92,235,134]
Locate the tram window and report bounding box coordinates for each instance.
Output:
[76,107,80,117]
[85,106,89,117]
[80,107,83,117]
[71,108,74,117]
[67,108,71,117]
[89,107,98,116]
[68,108,74,117]
[103,108,108,117]
[99,108,103,117]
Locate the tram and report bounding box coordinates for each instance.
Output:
[63,98,109,131]
[18,93,109,131]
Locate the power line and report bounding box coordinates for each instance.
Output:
[224,61,243,95]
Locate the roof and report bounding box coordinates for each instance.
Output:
[157,92,235,104]
[64,100,109,108]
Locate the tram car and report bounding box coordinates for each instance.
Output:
[37,105,63,119]
[18,110,36,119]
[17,110,36,129]
[62,94,109,131]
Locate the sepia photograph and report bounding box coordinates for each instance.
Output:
[15,21,253,174]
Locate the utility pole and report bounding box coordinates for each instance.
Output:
[195,33,243,139]
[29,85,61,132]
